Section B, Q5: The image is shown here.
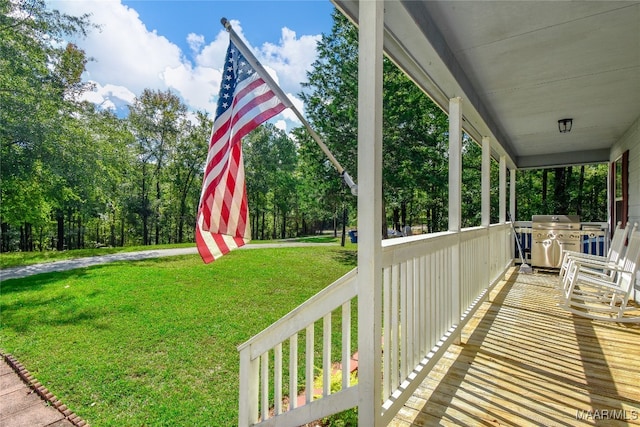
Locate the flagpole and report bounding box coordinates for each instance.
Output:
[221,17,358,196]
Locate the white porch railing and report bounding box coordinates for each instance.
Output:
[237,223,513,426]
[237,268,360,427]
[379,223,512,424]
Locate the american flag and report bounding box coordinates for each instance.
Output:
[196,41,286,263]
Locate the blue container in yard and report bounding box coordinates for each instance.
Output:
[348,230,358,243]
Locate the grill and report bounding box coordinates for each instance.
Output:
[531,215,581,268]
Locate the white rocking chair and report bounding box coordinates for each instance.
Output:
[561,226,640,323]
[558,221,630,291]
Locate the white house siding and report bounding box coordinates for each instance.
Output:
[611,116,640,300]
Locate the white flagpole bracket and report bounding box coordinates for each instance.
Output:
[342,171,358,196]
[220,17,358,197]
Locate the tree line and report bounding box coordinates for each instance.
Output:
[0,3,607,253]
[297,11,607,233]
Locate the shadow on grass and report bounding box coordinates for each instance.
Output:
[0,268,92,294]
[1,291,109,333]
[330,249,357,267]
[296,236,339,244]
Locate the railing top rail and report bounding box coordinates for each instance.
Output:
[380,223,513,250]
[381,224,512,268]
[490,222,512,229]
[381,230,455,250]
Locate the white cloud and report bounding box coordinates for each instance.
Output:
[275,93,304,127]
[79,82,136,111]
[102,83,137,104]
[195,20,242,69]
[51,0,182,94]
[162,63,220,112]
[100,99,117,111]
[258,28,321,96]
[274,120,287,132]
[187,33,205,54]
[48,1,322,129]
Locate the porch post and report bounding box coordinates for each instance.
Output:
[481,136,491,295]
[449,98,462,233]
[357,0,383,425]
[509,168,516,268]
[481,136,491,227]
[449,97,462,344]
[510,168,516,221]
[499,155,506,223]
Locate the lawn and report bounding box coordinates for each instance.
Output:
[0,245,357,426]
[0,237,346,268]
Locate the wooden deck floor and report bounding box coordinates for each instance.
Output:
[390,268,640,427]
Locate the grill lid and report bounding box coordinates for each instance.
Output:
[532,215,580,229]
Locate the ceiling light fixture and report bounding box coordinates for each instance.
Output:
[558,118,573,133]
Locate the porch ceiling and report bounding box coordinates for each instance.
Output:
[332,1,640,170]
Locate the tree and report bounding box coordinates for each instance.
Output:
[85,109,136,248]
[515,165,607,222]
[0,0,94,251]
[244,123,299,240]
[300,9,451,236]
[127,89,187,245]
[382,59,450,233]
[167,111,210,243]
[270,128,298,239]
[299,9,358,234]
[295,126,346,236]
[461,137,482,228]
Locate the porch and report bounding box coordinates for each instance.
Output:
[237,0,640,425]
[391,268,640,426]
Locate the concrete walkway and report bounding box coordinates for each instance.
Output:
[1,355,79,427]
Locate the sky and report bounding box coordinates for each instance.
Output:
[47,0,336,131]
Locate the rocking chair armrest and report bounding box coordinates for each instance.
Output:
[572,274,623,291]
[564,252,609,263]
[571,259,617,271]
[576,267,613,279]
[573,260,632,275]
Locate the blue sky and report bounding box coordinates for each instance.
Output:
[48,0,336,130]
[121,1,335,58]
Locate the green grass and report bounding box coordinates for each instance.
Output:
[0,246,357,426]
[241,235,343,244]
[0,237,352,268]
[0,243,195,269]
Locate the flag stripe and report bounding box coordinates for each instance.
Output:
[196,41,286,263]
[204,83,282,187]
[200,99,285,230]
[205,77,266,175]
[200,82,283,218]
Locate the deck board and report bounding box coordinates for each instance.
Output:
[390,268,640,426]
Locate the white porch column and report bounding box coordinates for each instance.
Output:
[509,168,517,268]
[481,136,491,227]
[510,168,516,222]
[449,97,462,344]
[499,155,506,223]
[481,136,492,298]
[449,98,462,232]
[357,1,383,425]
